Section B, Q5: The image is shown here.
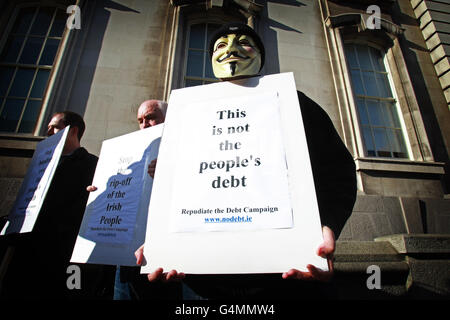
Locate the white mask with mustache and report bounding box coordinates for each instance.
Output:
[212,34,261,79]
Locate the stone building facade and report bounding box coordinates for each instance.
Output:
[0,0,448,298]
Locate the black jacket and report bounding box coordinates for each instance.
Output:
[1,147,114,299]
[297,91,356,238]
[34,147,98,260]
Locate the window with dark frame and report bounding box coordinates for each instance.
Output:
[344,43,409,159]
[0,6,66,134]
[184,23,221,87]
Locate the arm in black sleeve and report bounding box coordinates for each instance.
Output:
[297,91,356,238]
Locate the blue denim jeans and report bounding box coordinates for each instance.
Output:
[113,266,132,300]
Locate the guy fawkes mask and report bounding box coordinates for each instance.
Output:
[211,33,262,80]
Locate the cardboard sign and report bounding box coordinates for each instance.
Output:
[1,127,69,235]
[71,124,162,266]
[142,73,327,274]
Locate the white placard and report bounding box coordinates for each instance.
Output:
[142,73,327,274]
[1,127,69,235]
[169,92,293,233]
[71,124,162,266]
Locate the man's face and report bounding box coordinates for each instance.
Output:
[47,113,66,136]
[137,101,165,130]
[212,33,261,79]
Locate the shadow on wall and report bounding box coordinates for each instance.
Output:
[258,0,305,76]
[41,0,140,135]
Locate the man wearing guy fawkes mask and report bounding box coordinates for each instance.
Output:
[142,22,356,299]
[209,23,265,80]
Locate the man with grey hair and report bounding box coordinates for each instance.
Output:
[87,99,167,192]
[136,99,167,178]
[137,99,167,130]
